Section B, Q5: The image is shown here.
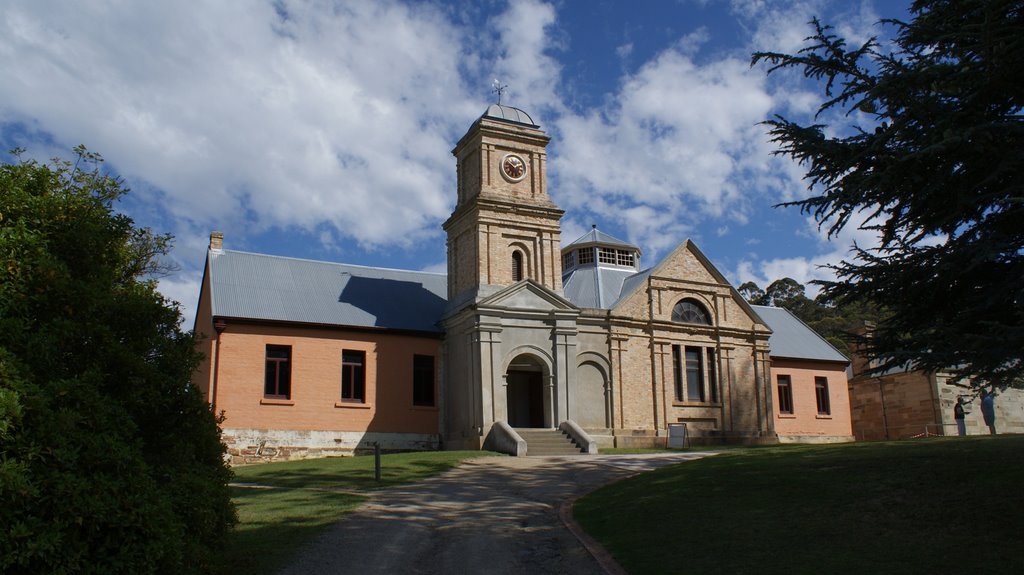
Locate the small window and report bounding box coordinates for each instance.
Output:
[672,299,711,325]
[815,376,831,415]
[777,375,794,415]
[264,345,292,399]
[341,350,366,403]
[413,355,435,407]
[512,251,524,282]
[563,251,575,269]
[578,248,594,265]
[616,249,634,267]
[598,247,617,264]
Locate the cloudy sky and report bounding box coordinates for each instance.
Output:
[1,0,911,327]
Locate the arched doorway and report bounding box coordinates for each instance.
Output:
[506,354,548,428]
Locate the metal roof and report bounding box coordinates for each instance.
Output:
[562,265,642,309]
[564,227,639,251]
[209,250,447,333]
[483,104,537,126]
[752,305,849,363]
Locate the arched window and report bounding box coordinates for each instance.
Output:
[672,299,711,325]
[512,250,524,282]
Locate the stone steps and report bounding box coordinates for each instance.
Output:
[514,428,586,456]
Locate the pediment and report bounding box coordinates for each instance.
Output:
[610,239,768,331]
[477,280,578,312]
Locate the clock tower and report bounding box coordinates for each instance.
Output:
[443,104,565,304]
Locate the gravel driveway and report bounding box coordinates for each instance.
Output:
[277,452,711,575]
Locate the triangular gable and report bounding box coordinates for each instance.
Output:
[611,239,768,330]
[477,279,578,312]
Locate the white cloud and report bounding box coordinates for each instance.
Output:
[550,43,793,260]
[733,212,886,294]
[158,273,202,331]
[0,0,479,252]
[1,0,906,324]
[487,0,563,120]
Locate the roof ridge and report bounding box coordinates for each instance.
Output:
[216,249,447,277]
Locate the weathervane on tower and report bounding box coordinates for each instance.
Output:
[492,78,508,105]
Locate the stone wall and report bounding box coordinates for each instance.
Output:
[850,370,1024,440]
[935,377,1024,436]
[223,428,439,466]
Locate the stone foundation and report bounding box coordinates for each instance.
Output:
[222,428,440,465]
[777,434,855,444]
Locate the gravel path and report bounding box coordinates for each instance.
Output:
[277,452,712,575]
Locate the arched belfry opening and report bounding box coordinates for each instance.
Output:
[506,354,549,428]
[512,250,524,282]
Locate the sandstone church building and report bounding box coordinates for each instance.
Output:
[192,104,854,463]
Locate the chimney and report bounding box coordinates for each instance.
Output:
[210,231,224,251]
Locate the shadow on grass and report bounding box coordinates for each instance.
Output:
[230,451,495,490]
[576,436,1024,575]
[216,487,366,575]
[216,451,500,575]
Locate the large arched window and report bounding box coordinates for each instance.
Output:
[512,250,524,282]
[671,298,711,325]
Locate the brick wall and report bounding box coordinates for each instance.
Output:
[211,322,442,442]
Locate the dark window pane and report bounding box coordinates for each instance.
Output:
[672,345,683,401]
[264,345,291,399]
[672,299,711,325]
[685,347,704,402]
[815,377,830,415]
[413,355,435,406]
[707,347,717,403]
[777,375,793,414]
[342,350,366,402]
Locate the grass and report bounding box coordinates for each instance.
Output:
[216,451,498,575]
[575,436,1024,575]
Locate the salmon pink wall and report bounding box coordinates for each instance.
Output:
[211,322,441,435]
[771,358,853,440]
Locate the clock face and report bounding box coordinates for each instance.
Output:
[501,154,527,181]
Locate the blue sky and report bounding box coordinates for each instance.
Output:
[1,0,912,327]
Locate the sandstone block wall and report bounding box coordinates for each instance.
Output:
[222,428,439,466]
[849,371,1024,439]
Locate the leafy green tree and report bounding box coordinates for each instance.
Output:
[764,278,808,309]
[0,148,235,573]
[752,0,1024,388]
[740,278,888,358]
[738,281,767,305]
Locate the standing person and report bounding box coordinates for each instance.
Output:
[954,397,966,436]
[980,389,997,435]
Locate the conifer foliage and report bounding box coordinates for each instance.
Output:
[752,0,1024,388]
[0,148,235,573]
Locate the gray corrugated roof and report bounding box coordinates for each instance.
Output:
[752,305,848,363]
[484,104,537,126]
[564,227,639,251]
[563,265,641,309]
[209,250,447,333]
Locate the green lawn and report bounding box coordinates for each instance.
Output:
[575,436,1024,575]
[217,451,498,575]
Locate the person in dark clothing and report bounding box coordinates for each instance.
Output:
[954,397,966,436]
[980,389,997,435]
